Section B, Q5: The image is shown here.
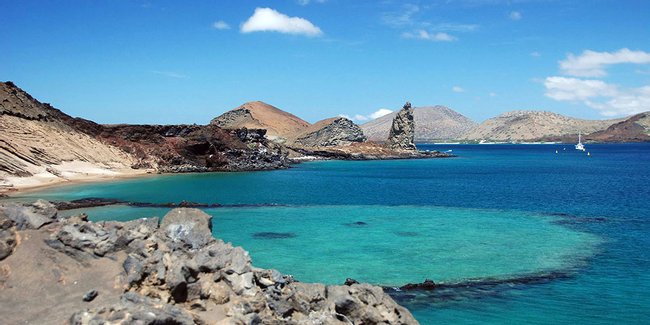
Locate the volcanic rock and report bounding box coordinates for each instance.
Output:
[0,202,419,324]
[290,117,367,147]
[388,102,417,150]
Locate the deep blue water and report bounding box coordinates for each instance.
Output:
[13,143,650,324]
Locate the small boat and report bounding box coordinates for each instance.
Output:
[575,132,586,151]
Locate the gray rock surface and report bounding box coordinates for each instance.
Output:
[291,117,367,147]
[1,203,419,325]
[0,212,16,260]
[388,102,417,150]
[159,208,213,250]
[0,199,57,230]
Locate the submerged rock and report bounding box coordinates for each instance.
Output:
[252,232,296,239]
[388,102,417,151]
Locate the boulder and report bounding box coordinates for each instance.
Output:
[0,199,57,230]
[159,208,213,250]
[388,102,417,150]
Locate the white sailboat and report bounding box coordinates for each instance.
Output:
[575,132,586,151]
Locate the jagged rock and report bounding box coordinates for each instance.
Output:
[71,292,195,325]
[388,102,417,151]
[0,201,419,324]
[0,213,17,260]
[361,105,478,142]
[291,117,367,147]
[0,199,57,230]
[159,208,213,250]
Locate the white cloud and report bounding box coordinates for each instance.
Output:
[452,86,465,93]
[509,11,522,20]
[489,92,497,97]
[403,30,456,42]
[241,7,323,37]
[212,20,231,30]
[342,109,396,122]
[560,48,650,77]
[544,76,650,116]
[354,114,369,121]
[382,4,420,27]
[369,109,394,119]
[530,51,541,57]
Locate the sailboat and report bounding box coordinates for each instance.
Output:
[575,132,586,151]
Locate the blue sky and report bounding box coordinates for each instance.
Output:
[2,0,649,124]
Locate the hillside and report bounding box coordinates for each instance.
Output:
[211,101,310,140]
[587,112,650,142]
[0,82,291,192]
[361,106,476,142]
[0,81,138,188]
[461,110,622,142]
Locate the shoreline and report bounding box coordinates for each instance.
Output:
[0,168,156,197]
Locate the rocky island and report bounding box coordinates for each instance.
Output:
[0,81,451,194]
[0,200,418,324]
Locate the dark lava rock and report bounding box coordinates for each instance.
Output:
[252,232,296,239]
[400,279,437,291]
[344,278,360,286]
[82,289,98,302]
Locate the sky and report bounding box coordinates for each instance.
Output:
[2,0,650,124]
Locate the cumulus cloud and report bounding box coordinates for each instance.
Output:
[369,109,393,119]
[241,7,322,37]
[402,30,456,42]
[452,86,465,93]
[212,20,230,30]
[544,76,650,117]
[340,109,395,122]
[509,11,522,20]
[543,48,650,116]
[560,48,650,77]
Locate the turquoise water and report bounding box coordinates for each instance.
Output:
[14,143,650,324]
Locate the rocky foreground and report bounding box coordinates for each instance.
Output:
[0,201,418,324]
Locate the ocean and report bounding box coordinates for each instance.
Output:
[16,143,650,324]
